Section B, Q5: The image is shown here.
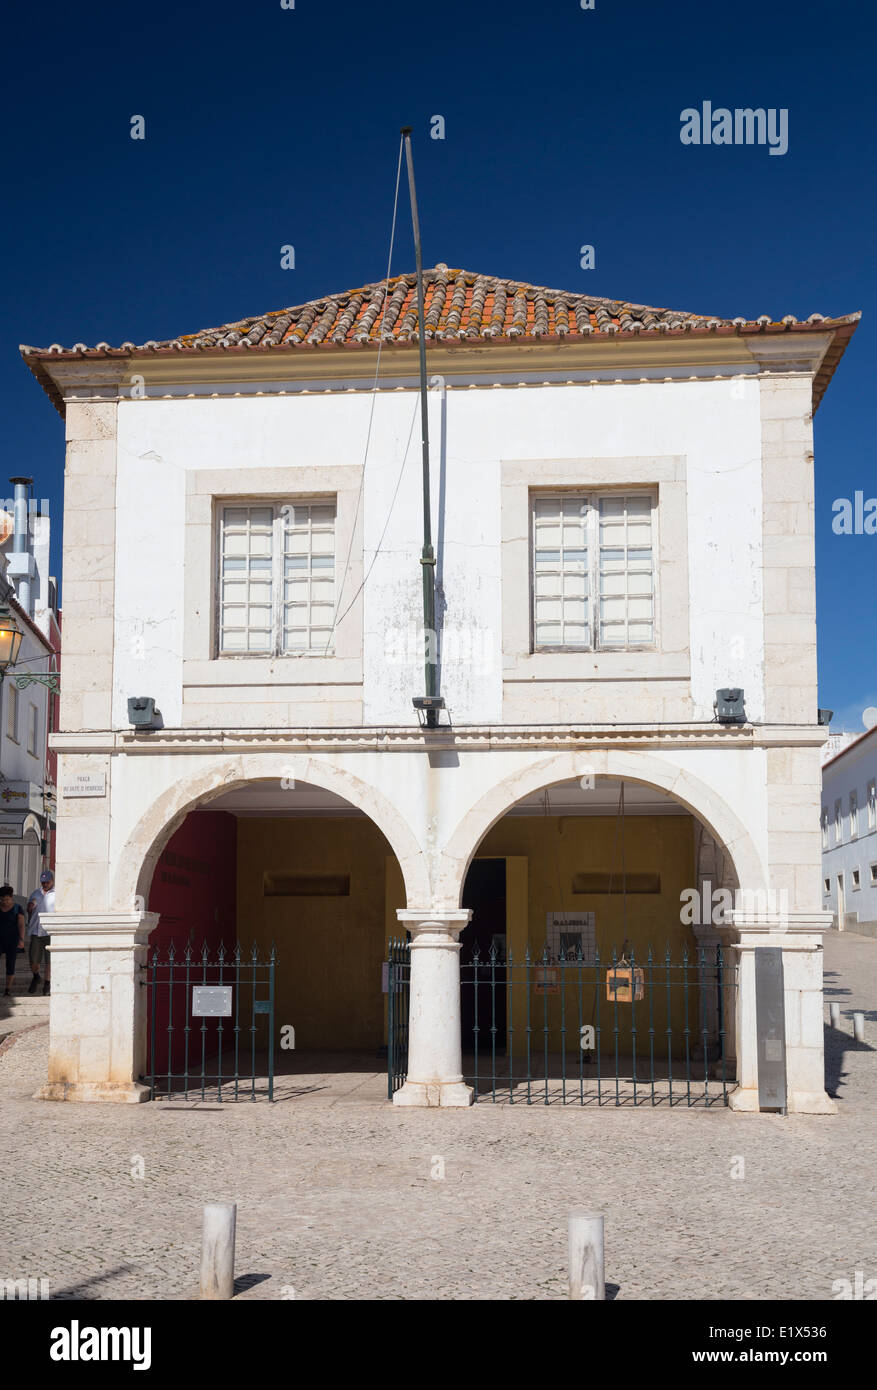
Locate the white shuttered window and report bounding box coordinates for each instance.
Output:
[219,501,336,655]
[532,492,655,650]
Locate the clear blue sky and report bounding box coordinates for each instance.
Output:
[5,0,873,727]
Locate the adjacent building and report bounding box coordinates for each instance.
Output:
[822,725,877,938]
[0,478,60,906]
[21,265,858,1111]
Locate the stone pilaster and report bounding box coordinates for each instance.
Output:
[37,912,157,1104]
[728,912,835,1115]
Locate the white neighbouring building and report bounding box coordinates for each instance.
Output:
[21,265,858,1112]
[821,724,877,939]
[0,481,60,904]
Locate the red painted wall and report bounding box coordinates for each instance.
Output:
[145,809,237,1083]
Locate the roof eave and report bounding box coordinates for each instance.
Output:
[21,312,861,418]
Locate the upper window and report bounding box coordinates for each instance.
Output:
[821,807,829,850]
[531,492,655,650]
[868,780,876,832]
[850,790,859,840]
[6,684,18,743]
[834,800,843,845]
[218,500,336,656]
[27,703,38,758]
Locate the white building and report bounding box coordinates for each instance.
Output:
[0,480,59,905]
[21,265,859,1112]
[822,724,877,938]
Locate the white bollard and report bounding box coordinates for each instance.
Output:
[853,1012,865,1043]
[829,1003,840,1028]
[568,1210,605,1300]
[200,1202,236,1300]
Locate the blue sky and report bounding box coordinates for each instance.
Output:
[5,0,873,726]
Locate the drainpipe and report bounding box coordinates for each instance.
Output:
[9,477,33,617]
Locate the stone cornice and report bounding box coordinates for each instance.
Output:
[50,723,829,755]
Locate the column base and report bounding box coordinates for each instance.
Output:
[36,1081,151,1104]
[788,1090,837,1115]
[728,1085,837,1115]
[392,1080,474,1108]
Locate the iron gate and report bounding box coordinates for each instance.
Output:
[144,941,276,1102]
[386,938,410,1099]
[388,939,736,1106]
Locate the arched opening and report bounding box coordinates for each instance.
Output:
[137,776,412,1100]
[453,773,743,1106]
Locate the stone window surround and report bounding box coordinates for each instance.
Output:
[501,456,690,682]
[182,465,363,689]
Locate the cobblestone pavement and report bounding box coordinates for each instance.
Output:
[0,931,874,1301]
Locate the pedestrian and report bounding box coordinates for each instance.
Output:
[27,869,54,996]
[0,884,25,997]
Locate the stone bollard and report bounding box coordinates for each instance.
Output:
[853,1012,865,1043]
[568,1210,605,1300]
[200,1202,236,1300]
[829,1003,840,1028]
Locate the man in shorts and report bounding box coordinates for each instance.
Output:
[0,884,25,996]
[27,869,54,996]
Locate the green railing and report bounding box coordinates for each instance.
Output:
[387,938,411,1098]
[144,941,276,1102]
[460,942,734,1107]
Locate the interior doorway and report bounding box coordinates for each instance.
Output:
[460,857,507,1054]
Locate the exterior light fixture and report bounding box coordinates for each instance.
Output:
[127,696,162,730]
[817,708,833,726]
[0,600,60,692]
[715,687,746,725]
[0,604,23,673]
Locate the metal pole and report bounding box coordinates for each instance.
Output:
[829,1002,840,1028]
[401,126,439,726]
[853,1011,865,1042]
[568,1210,605,1300]
[200,1202,236,1300]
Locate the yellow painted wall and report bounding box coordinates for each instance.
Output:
[473,815,700,1054]
[238,817,394,1050]
[238,811,704,1057]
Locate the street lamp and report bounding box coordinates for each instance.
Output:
[0,604,23,673]
[0,602,60,692]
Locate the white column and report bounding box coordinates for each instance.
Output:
[393,909,473,1108]
[37,912,157,1104]
[728,911,836,1115]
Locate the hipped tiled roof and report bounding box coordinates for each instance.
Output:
[20,265,860,414]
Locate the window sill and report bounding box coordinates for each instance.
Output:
[502,649,690,682]
[183,655,362,687]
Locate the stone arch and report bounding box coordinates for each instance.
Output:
[111,753,429,912]
[436,747,766,910]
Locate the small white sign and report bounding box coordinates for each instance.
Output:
[546,911,596,963]
[192,986,233,1017]
[61,772,107,799]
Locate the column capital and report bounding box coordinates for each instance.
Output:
[396,909,472,935]
[47,912,158,949]
[732,910,833,949]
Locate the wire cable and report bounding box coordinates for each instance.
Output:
[323,135,405,652]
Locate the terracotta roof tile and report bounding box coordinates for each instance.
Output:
[20,265,860,416]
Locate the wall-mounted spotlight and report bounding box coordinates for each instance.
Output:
[127,696,162,731]
[715,688,746,725]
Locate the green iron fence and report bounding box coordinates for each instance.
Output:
[144,941,276,1102]
[387,938,410,1099]
[461,942,734,1106]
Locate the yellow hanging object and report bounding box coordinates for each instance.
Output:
[605,956,644,1003]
